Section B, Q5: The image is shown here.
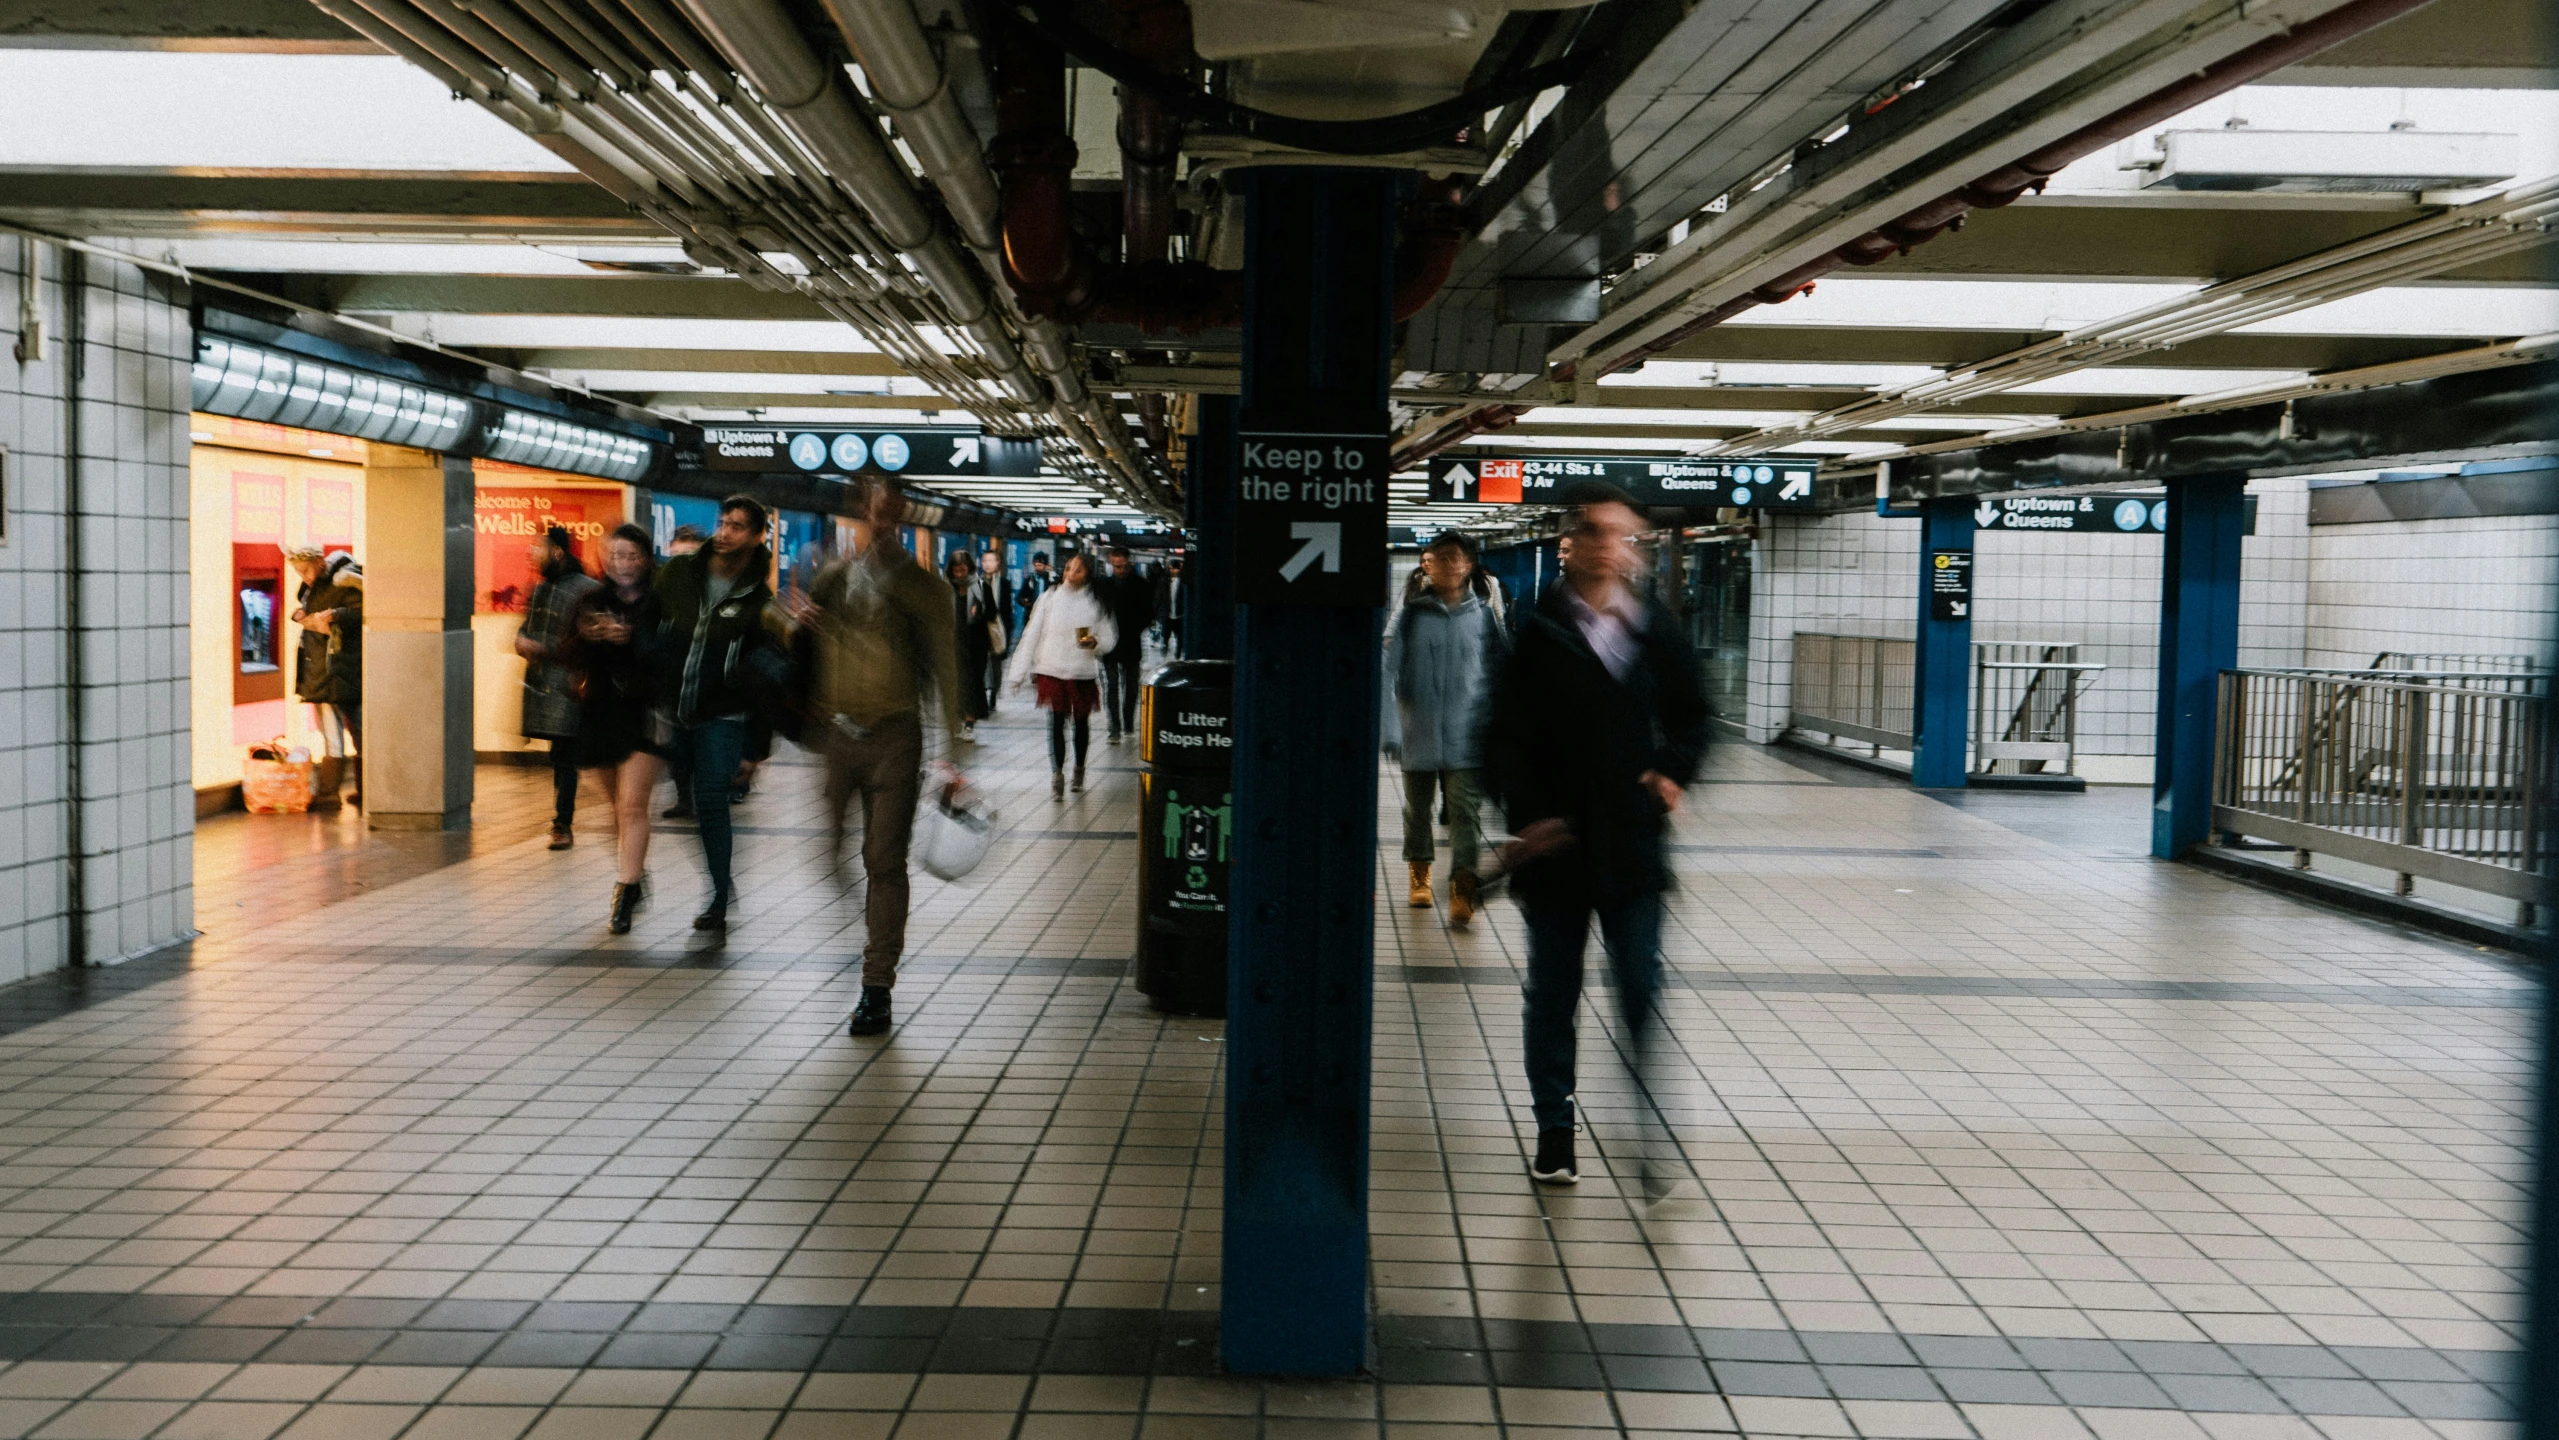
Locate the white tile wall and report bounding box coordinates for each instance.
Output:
[2305,511,2559,669]
[0,243,194,979]
[1746,479,2311,754]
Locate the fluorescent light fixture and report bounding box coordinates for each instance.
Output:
[193,334,469,450]
[483,410,654,483]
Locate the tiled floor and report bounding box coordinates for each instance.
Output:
[0,694,2528,1438]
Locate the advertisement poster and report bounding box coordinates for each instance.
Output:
[475,486,620,613]
[305,477,355,548]
[232,473,285,543]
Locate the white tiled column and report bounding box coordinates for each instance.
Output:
[0,241,195,978]
[362,446,476,831]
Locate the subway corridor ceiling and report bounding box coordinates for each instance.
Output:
[0,0,2551,528]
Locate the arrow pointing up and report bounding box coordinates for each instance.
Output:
[951,436,980,466]
[1779,472,1811,501]
[1444,464,1475,497]
[1279,521,1342,582]
[1974,500,1999,526]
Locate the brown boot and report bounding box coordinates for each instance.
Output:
[1449,870,1479,928]
[309,757,343,812]
[1407,862,1433,909]
[343,756,362,807]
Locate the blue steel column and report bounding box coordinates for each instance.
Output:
[1221,168,1393,1376]
[1910,497,1975,788]
[2151,472,2246,858]
[1187,394,1238,661]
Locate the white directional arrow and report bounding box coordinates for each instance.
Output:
[1444,463,1475,497]
[1279,521,1342,582]
[950,436,980,466]
[1973,500,2000,527]
[1950,600,1968,617]
[1779,472,1811,501]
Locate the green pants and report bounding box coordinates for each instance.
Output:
[1402,768,1483,874]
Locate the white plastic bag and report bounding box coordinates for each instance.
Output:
[916,779,997,882]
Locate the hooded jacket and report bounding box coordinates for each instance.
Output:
[1382,589,1508,773]
[648,542,777,726]
[293,553,364,706]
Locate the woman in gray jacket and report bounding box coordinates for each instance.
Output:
[1384,530,1510,926]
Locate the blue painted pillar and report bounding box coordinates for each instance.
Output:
[1186,394,1238,661]
[1910,497,1975,788]
[1221,168,1393,1375]
[2151,473,2246,858]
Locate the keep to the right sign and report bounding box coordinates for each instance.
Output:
[1234,430,1388,607]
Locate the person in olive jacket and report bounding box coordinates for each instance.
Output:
[1484,482,1707,1192]
[288,547,364,810]
[647,494,780,933]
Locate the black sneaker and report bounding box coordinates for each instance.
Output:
[1530,1127,1577,1185]
[692,893,730,932]
[662,802,694,820]
[848,986,892,1036]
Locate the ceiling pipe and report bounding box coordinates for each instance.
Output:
[1396,0,2462,467]
[1592,0,2449,380]
[672,0,1031,388]
[820,0,1171,506]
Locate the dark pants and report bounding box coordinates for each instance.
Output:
[672,718,748,903]
[1522,889,1663,1134]
[1049,707,1090,773]
[546,741,579,830]
[823,713,925,988]
[957,638,993,721]
[1102,648,1142,736]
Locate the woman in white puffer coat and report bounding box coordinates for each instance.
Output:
[1006,552,1118,798]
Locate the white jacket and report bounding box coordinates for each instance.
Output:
[1006,581,1117,685]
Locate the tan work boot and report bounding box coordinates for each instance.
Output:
[1407,862,1433,909]
[1449,870,1479,928]
[309,757,343,812]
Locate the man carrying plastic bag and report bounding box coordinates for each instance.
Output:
[778,476,967,1038]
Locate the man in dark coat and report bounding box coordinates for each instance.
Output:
[1485,482,1708,1190]
[1098,547,1158,745]
[517,526,600,849]
[648,495,778,932]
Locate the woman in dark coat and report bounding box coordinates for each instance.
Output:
[565,523,667,934]
[947,550,991,740]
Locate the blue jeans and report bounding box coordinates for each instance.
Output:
[672,718,747,903]
[1521,890,1663,1133]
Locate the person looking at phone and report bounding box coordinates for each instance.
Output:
[1484,482,1708,1190]
[1005,551,1116,800]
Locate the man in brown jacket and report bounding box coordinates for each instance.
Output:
[783,478,965,1037]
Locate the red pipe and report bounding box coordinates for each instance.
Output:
[1394,181,1468,322]
[990,23,1092,318]
[1109,0,1190,265]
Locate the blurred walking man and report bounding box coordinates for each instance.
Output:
[1486,483,1707,1190]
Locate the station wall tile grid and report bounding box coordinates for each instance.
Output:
[0,696,2526,1439]
[0,245,197,982]
[1748,480,2322,757]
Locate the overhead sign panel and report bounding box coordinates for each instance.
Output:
[1235,430,1387,607]
[1426,453,1820,508]
[702,425,1039,478]
[1970,492,2256,534]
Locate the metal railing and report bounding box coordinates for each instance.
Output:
[1791,632,2107,774]
[1972,642,2107,776]
[1790,632,1915,749]
[2214,666,2552,918]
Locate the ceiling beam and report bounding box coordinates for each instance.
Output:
[495,349,909,376]
[1872,196,2556,284]
[2279,0,2558,85]
[1645,326,2504,372]
[219,272,838,320]
[0,0,377,50]
[0,169,652,238]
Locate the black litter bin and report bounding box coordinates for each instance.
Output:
[1136,660,1232,1016]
